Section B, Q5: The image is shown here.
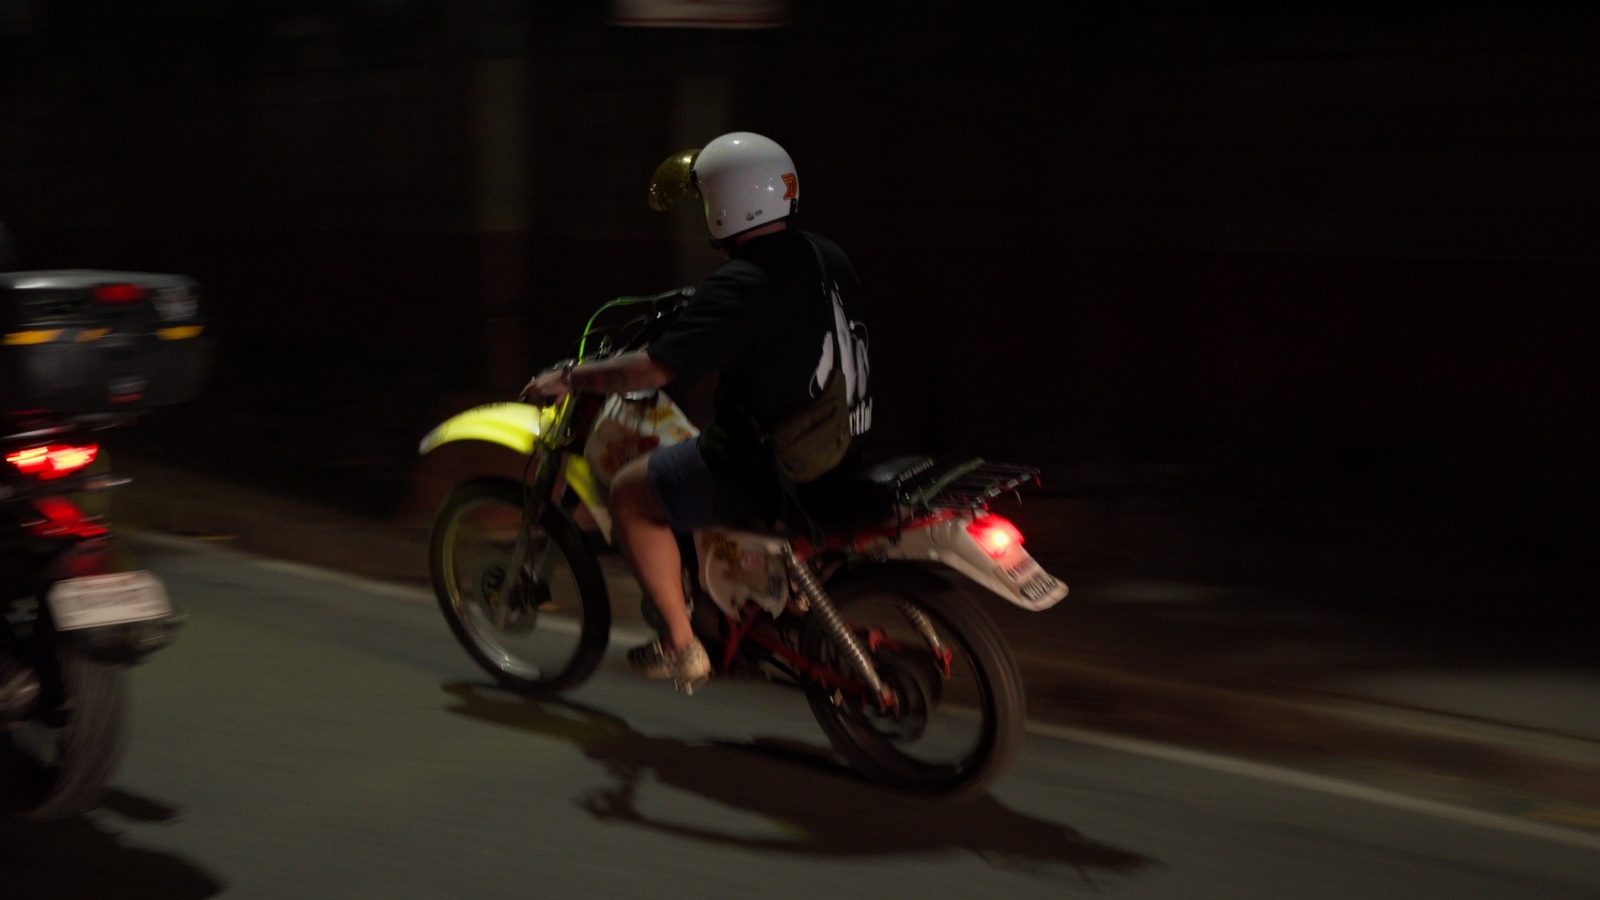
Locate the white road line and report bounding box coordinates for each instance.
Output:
[124,527,1600,853]
[1026,721,1600,853]
[533,615,656,645]
[123,527,654,641]
[252,559,434,604]
[126,528,436,603]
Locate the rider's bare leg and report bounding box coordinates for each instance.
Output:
[571,499,598,533]
[609,456,695,651]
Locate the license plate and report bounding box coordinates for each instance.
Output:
[47,571,172,631]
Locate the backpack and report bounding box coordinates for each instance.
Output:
[754,234,855,484]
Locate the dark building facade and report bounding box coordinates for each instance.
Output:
[3,2,1596,479]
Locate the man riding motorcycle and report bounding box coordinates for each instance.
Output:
[521,132,872,689]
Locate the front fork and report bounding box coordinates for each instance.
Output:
[493,448,563,614]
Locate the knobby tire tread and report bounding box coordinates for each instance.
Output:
[21,640,126,820]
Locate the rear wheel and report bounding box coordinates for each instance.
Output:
[431,477,611,695]
[802,566,1025,799]
[1,639,126,820]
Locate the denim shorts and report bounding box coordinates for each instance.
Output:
[646,436,762,534]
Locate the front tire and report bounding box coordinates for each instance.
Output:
[802,565,1026,799]
[431,477,611,695]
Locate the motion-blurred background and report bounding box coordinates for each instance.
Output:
[2,1,1596,642]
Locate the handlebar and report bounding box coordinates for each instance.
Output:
[575,286,693,361]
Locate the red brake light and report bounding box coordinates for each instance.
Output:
[5,443,100,479]
[94,284,146,303]
[965,514,1024,560]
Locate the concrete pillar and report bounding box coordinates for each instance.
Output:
[670,76,732,288]
[473,55,530,388]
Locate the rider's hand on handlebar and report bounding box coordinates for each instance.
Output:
[519,367,571,406]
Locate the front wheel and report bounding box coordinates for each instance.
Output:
[431,477,611,695]
[802,565,1026,799]
[1,639,126,820]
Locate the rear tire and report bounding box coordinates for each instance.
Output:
[2,639,126,820]
[431,477,611,695]
[802,565,1025,799]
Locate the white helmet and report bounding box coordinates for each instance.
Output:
[647,132,798,242]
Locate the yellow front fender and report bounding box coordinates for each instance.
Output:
[418,403,557,456]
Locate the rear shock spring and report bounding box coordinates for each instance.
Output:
[896,601,947,656]
[782,544,887,703]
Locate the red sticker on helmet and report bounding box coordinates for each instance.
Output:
[781,173,798,200]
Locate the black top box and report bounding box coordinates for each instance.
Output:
[1,269,213,417]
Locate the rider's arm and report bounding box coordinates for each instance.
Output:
[521,262,764,405]
[569,351,676,394]
[520,351,676,404]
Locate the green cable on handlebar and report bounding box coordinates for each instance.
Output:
[576,288,687,362]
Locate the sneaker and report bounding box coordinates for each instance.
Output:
[627,638,711,694]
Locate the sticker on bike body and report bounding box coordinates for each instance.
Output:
[696,529,792,619]
[47,571,173,631]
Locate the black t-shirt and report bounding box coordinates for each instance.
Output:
[647,228,872,470]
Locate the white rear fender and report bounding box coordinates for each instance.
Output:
[871,514,1067,611]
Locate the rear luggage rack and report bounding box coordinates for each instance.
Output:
[899,459,1041,510]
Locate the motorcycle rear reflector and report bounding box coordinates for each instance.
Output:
[94,284,146,303]
[5,443,100,480]
[28,496,108,539]
[966,515,1025,560]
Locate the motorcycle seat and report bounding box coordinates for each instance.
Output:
[797,455,935,535]
[847,455,937,491]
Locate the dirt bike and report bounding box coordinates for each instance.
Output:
[1,269,208,818]
[419,290,1067,798]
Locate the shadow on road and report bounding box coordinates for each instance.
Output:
[443,682,1154,882]
[0,789,224,900]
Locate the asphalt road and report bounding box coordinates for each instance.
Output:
[5,536,1598,900]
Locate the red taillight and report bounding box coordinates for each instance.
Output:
[94,284,146,303]
[5,443,100,479]
[965,514,1025,560]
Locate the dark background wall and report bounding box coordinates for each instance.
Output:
[2,1,1596,515]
